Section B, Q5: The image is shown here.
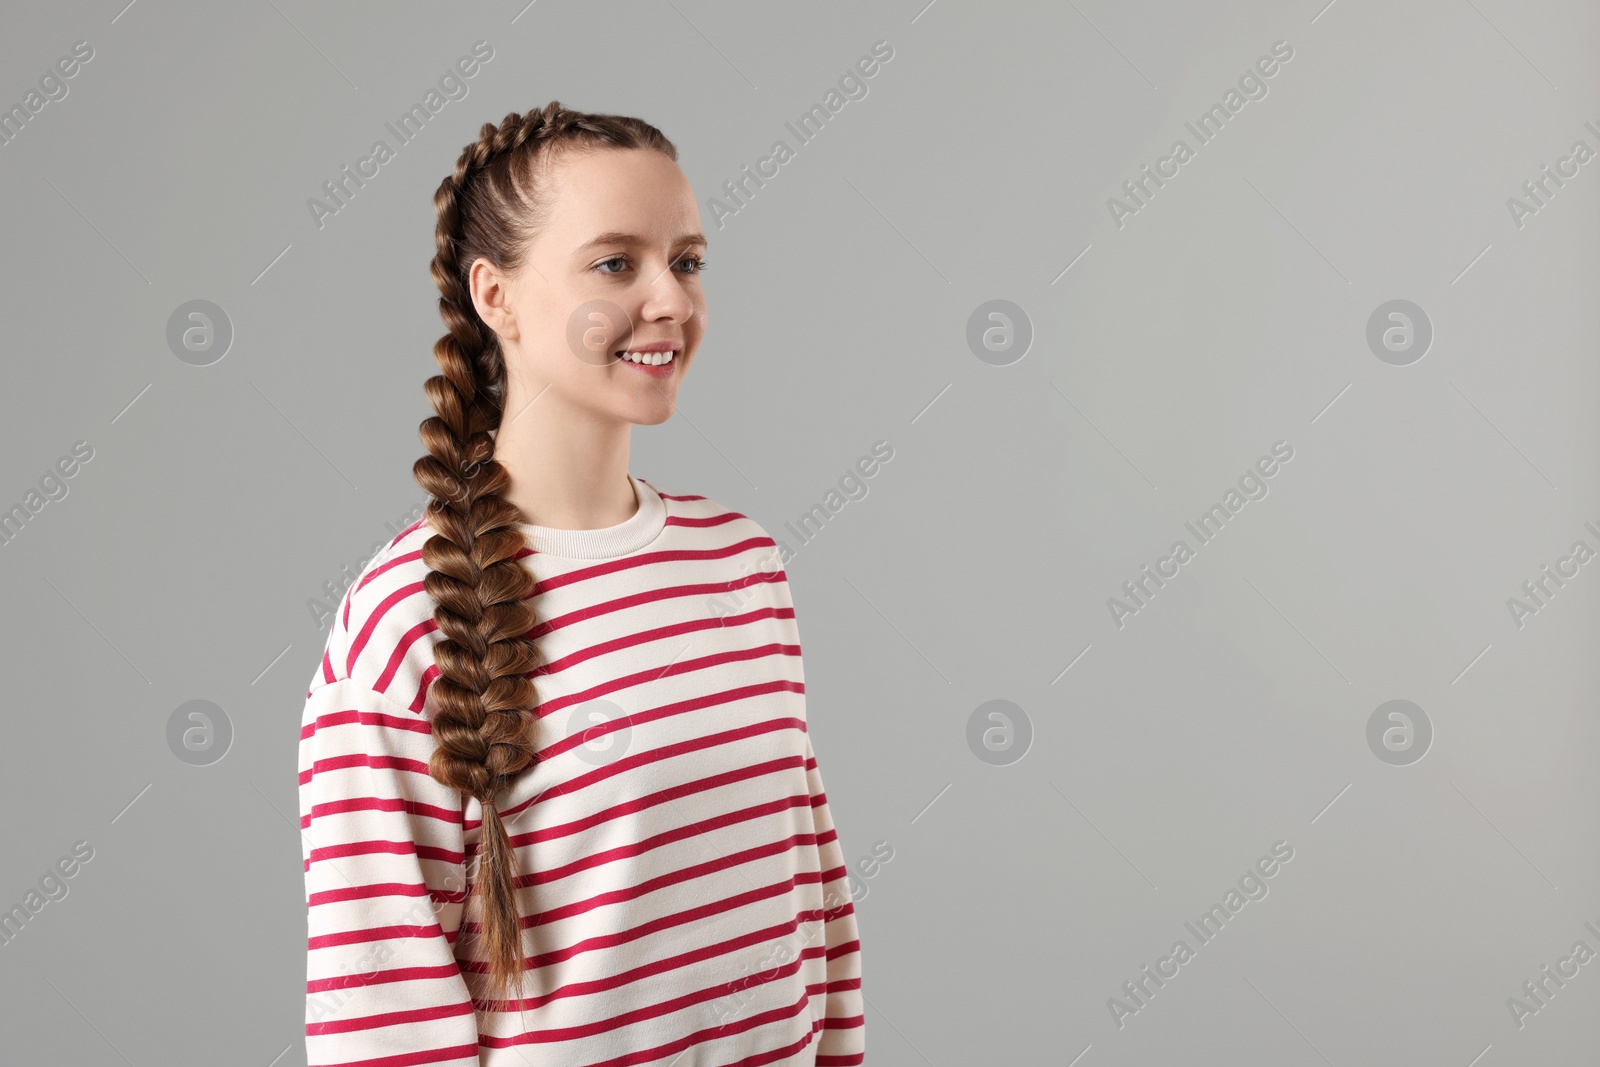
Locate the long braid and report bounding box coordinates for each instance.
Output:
[411,101,677,1005]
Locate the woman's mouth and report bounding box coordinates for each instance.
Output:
[614,346,679,379]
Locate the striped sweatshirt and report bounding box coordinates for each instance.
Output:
[297,473,865,1066]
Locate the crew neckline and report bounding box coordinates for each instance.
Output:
[515,473,667,559]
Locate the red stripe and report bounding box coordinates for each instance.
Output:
[346,581,424,678]
[373,615,437,696]
[482,712,806,826]
[533,606,794,676]
[308,921,451,951]
[474,951,830,1046]
[357,548,424,593]
[667,511,744,529]
[306,879,434,909]
[312,905,839,1004]
[498,751,804,845]
[302,792,460,833]
[824,941,861,964]
[482,985,817,1062]
[306,962,465,995]
[414,612,799,714]
[542,570,787,632]
[300,751,431,787]
[304,838,459,874]
[462,839,825,934]
[519,793,814,887]
[529,537,782,596]
[306,994,476,1036]
[302,706,431,741]
[530,570,788,637]
[461,874,817,972]
[531,646,801,721]
[352,521,427,597]
[304,836,466,874]
[520,941,833,1018]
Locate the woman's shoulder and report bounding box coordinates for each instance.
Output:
[647,480,798,623]
[305,485,797,708]
[306,516,445,713]
[645,477,787,560]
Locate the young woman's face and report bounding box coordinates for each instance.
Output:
[475,146,708,427]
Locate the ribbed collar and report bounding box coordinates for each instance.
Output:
[516,472,666,559]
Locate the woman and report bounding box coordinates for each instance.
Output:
[297,102,865,1066]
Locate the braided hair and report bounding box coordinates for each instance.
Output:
[412,101,677,1004]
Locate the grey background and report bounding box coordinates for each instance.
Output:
[0,0,1596,1063]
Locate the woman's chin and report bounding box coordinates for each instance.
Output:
[606,387,680,426]
[630,400,678,427]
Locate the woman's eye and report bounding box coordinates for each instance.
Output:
[594,254,706,276]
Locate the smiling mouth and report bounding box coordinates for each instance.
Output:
[614,348,678,366]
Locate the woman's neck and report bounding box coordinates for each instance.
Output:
[492,391,636,531]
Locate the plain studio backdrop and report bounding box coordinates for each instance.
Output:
[0,0,1597,1063]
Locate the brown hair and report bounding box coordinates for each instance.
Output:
[411,101,676,1004]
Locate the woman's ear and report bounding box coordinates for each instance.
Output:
[469,257,519,342]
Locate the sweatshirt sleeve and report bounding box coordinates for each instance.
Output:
[298,677,483,1067]
[803,731,866,1065]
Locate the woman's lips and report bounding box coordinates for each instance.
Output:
[615,348,678,379]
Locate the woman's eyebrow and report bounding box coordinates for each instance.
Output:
[575,231,708,254]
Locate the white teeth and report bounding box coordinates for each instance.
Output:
[618,349,676,365]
